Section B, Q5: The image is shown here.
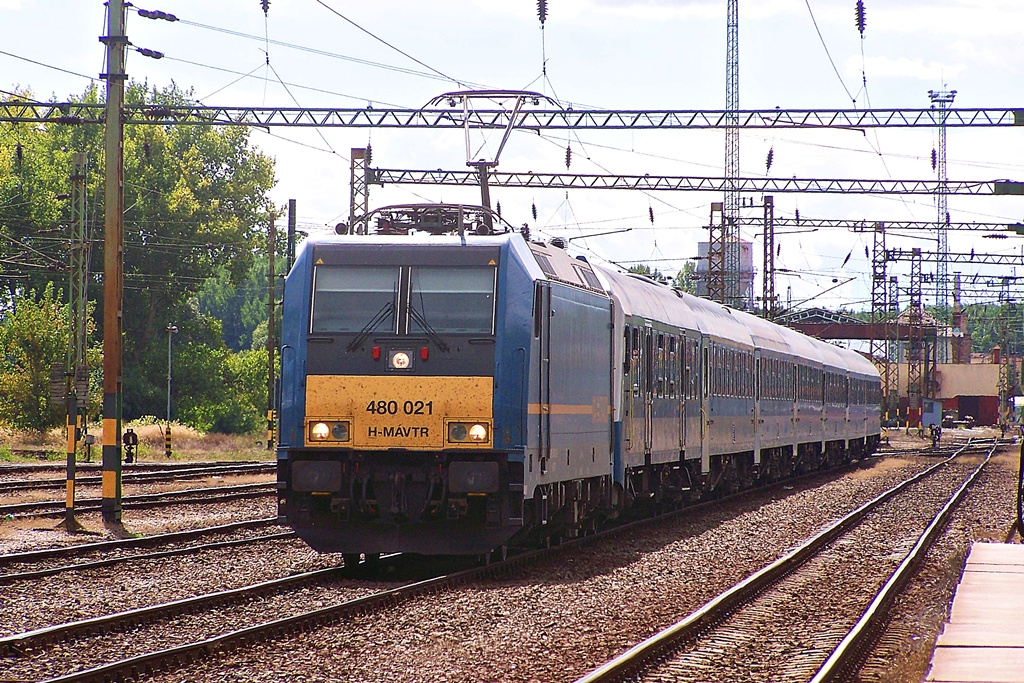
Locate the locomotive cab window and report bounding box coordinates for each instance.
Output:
[311,266,398,334]
[409,266,496,335]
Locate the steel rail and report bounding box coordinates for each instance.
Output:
[0,565,347,657]
[0,459,272,475]
[0,482,275,517]
[573,443,976,683]
[23,453,882,683]
[809,442,998,682]
[0,463,274,492]
[0,531,294,583]
[0,517,278,566]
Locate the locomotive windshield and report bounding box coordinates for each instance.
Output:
[408,266,495,335]
[311,266,398,334]
[310,264,496,336]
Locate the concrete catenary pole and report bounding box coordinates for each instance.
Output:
[101,0,127,522]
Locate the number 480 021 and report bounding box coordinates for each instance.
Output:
[366,400,433,415]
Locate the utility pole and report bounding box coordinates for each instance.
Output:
[267,213,276,450]
[64,152,89,528]
[101,0,127,523]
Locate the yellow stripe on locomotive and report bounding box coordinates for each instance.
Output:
[304,375,493,449]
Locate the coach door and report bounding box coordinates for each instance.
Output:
[536,283,552,466]
[679,335,690,451]
[753,351,762,465]
[643,327,654,454]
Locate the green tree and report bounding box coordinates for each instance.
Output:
[198,259,272,352]
[1,82,278,430]
[0,283,67,430]
[673,261,697,294]
[627,263,668,283]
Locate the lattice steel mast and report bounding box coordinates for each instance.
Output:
[724,0,741,307]
[930,88,956,360]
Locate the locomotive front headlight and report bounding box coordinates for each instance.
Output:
[310,422,330,441]
[390,350,411,369]
[468,423,488,442]
[331,422,349,440]
[447,422,490,444]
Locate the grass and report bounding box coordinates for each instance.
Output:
[0,420,273,464]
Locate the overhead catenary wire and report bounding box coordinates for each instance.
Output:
[312,0,465,88]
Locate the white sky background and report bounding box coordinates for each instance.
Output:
[2,0,1023,313]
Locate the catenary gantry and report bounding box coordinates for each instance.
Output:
[1,102,1023,128]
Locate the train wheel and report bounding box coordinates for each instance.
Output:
[493,544,508,562]
[343,553,361,569]
[364,552,381,567]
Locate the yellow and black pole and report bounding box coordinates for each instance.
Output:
[101,0,127,523]
[65,390,77,524]
[165,323,177,458]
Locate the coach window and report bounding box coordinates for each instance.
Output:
[623,327,632,374]
[311,266,398,334]
[703,346,710,398]
[656,334,664,397]
[409,266,496,334]
[669,336,677,398]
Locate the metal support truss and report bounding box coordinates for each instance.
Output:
[887,275,900,420]
[907,249,924,428]
[68,152,90,400]
[2,102,1021,129]
[707,203,726,305]
[886,249,1024,266]
[368,169,1018,195]
[762,196,775,319]
[724,0,740,309]
[349,147,370,235]
[870,223,892,414]
[930,89,956,342]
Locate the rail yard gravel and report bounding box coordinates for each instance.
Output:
[0,494,276,555]
[0,535,344,638]
[140,451,1006,683]
[855,449,1021,683]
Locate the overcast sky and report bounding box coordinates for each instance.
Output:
[2,0,1023,313]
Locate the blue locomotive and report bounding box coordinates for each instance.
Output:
[277,204,881,560]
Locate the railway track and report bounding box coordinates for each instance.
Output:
[0,459,272,478]
[0,517,287,582]
[0,481,275,519]
[0,462,275,493]
[0,445,999,683]
[0,451,892,683]
[573,440,999,683]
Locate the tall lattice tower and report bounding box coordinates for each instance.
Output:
[907,249,924,427]
[929,88,955,360]
[724,0,740,307]
[349,147,370,235]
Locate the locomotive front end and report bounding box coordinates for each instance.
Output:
[278,227,526,557]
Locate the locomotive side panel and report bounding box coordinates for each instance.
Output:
[525,282,613,488]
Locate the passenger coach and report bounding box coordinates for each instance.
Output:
[276,204,881,560]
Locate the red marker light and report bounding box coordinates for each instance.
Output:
[421,346,429,361]
[372,346,381,360]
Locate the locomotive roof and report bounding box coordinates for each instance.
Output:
[295,233,876,378]
[592,261,876,377]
